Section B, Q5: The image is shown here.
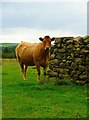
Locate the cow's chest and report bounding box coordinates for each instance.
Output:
[34,50,50,68]
[40,57,49,68]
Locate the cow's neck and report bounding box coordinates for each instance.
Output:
[41,42,50,59]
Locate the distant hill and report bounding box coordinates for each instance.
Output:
[0,43,18,47]
[0,43,19,58]
[0,43,19,50]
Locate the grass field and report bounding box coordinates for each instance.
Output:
[2,59,88,118]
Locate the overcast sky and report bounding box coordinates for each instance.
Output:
[0,0,88,43]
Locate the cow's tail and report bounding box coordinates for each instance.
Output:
[15,47,20,63]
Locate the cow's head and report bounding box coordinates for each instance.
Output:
[39,36,55,51]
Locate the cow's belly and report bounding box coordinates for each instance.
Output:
[20,52,35,66]
[21,58,35,66]
[20,57,34,66]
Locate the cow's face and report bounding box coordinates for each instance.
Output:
[39,36,55,51]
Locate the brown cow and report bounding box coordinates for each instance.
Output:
[15,36,55,82]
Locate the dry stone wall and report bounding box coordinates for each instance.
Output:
[48,36,89,84]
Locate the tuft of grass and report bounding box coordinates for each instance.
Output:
[2,59,88,118]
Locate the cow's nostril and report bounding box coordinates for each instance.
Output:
[45,47,49,50]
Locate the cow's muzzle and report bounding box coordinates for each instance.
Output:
[45,47,50,51]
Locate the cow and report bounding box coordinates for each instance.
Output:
[15,36,55,82]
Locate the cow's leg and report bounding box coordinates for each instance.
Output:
[43,67,47,82]
[23,65,28,80]
[36,63,40,81]
[20,62,24,74]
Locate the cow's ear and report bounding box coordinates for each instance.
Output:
[39,37,43,41]
[51,37,55,41]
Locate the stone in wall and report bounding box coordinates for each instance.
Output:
[48,36,89,84]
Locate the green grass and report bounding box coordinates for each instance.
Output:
[2,59,88,118]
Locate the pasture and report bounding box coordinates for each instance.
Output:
[2,59,88,118]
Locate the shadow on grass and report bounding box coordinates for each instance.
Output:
[2,73,8,75]
[47,78,73,86]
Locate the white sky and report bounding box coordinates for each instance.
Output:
[0,0,88,43]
